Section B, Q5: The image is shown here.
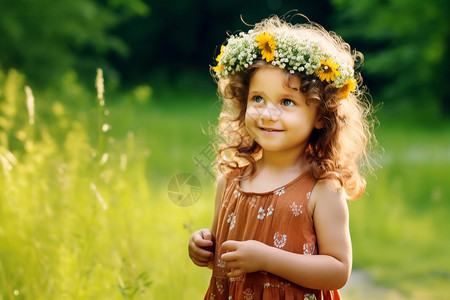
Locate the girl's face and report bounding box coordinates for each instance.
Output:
[245,67,322,155]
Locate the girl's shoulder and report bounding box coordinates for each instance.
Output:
[308,179,347,217]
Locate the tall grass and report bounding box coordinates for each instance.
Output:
[0,67,449,299]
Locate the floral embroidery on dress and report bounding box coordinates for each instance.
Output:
[233,189,240,198]
[217,258,226,268]
[304,293,317,300]
[273,232,287,248]
[209,292,216,300]
[273,187,285,196]
[228,213,236,230]
[231,217,236,230]
[227,213,234,223]
[216,281,225,294]
[266,204,274,216]
[303,243,315,255]
[290,202,303,216]
[243,288,254,300]
[306,191,311,200]
[249,196,257,208]
[257,207,266,220]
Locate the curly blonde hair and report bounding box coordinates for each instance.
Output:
[214,16,376,200]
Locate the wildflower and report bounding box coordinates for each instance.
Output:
[214,64,224,72]
[24,86,35,125]
[255,32,277,62]
[337,78,357,99]
[315,58,341,82]
[216,45,226,62]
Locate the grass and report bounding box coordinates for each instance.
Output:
[0,68,449,299]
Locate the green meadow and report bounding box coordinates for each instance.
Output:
[0,69,449,299]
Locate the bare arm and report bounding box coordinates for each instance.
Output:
[188,175,227,268]
[221,180,352,290]
[210,174,227,237]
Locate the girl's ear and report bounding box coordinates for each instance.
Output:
[315,116,324,129]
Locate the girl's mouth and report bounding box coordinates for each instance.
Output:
[259,127,283,133]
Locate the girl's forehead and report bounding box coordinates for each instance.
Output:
[250,66,301,88]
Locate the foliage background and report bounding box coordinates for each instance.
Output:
[0,0,449,299]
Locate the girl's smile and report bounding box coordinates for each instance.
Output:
[259,126,284,134]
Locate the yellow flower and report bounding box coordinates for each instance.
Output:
[214,64,224,73]
[337,78,357,99]
[216,45,225,62]
[255,32,277,62]
[315,59,341,82]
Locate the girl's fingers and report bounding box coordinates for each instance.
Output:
[194,232,214,247]
[221,240,238,252]
[227,268,242,278]
[192,257,209,267]
[220,251,235,262]
[194,247,213,259]
[201,229,213,242]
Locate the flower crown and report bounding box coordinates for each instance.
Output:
[214,30,357,98]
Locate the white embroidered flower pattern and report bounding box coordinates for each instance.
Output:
[217,258,226,268]
[266,204,274,216]
[290,202,303,217]
[243,288,254,300]
[233,189,241,198]
[227,213,236,230]
[303,243,315,255]
[306,192,311,200]
[249,196,257,208]
[216,281,225,294]
[209,293,215,300]
[227,212,234,223]
[304,293,317,300]
[257,207,266,220]
[273,232,287,248]
[273,187,285,196]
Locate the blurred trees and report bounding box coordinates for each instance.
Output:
[332,0,450,114]
[0,0,149,85]
[0,0,449,115]
[110,0,333,84]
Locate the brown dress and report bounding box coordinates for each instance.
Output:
[204,169,341,300]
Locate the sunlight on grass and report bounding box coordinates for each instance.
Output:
[0,67,449,299]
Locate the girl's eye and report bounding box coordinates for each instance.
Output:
[281,99,295,106]
[253,96,264,103]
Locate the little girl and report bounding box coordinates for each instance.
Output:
[189,15,373,300]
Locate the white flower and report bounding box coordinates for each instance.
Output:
[290,202,303,217]
[273,232,287,248]
[227,213,237,230]
[274,187,285,196]
[303,243,315,255]
[266,204,274,216]
[304,293,317,300]
[257,207,265,220]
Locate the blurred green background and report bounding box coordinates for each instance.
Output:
[0,0,449,299]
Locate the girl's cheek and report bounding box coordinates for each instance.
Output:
[246,105,261,124]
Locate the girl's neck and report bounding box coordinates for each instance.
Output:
[240,148,309,193]
[258,148,308,175]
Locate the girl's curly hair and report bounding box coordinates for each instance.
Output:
[214,16,376,200]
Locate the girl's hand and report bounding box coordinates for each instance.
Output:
[220,240,268,277]
[188,229,215,267]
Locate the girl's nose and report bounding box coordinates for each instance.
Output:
[260,103,281,121]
